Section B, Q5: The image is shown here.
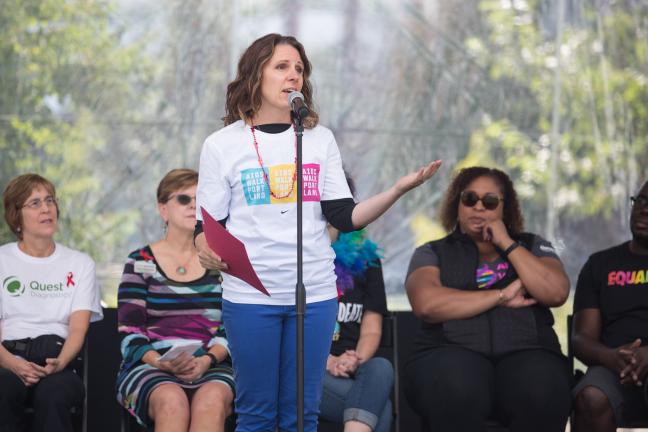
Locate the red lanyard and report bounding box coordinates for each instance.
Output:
[250,124,298,200]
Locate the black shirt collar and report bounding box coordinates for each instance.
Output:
[254,123,292,134]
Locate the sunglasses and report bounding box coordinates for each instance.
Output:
[168,194,196,206]
[460,191,503,211]
[631,195,648,209]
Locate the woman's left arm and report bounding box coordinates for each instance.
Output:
[507,251,569,306]
[355,311,383,364]
[45,310,90,374]
[195,323,231,374]
[485,221,569,307]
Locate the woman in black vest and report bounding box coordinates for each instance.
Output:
[403,166,572,432]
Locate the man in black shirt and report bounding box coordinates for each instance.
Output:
[572,180,648,431]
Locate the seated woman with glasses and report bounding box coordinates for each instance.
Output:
[403,166,572,432]
[0,173,103,432]
[116,169,234,431]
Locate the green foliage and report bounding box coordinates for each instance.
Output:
[0,0,145,260]
[463,0,648,229]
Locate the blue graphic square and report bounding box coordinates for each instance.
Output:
[241,168,270,205]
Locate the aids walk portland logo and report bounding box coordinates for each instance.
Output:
[3,276,25,297]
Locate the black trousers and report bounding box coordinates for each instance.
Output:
[403,347,573,432]
[0,367,84,432]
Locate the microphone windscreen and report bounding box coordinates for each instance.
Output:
[288,91,305,105]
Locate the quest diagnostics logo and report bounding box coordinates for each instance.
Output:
[3,275,73,299]
[3,276,25,297]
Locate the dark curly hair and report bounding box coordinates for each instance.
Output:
[439,166,524,234]
[223,33,319,129]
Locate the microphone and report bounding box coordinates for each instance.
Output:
[288,91,310,119]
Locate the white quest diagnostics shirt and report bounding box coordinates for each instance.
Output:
[196,120,352,305]
[0,242,103,341]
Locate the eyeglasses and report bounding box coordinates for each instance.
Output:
[168,194,196,206]
[631,195,648,209]
[21,196,57,210]
[460,191,503,211]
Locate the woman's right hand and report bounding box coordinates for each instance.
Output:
[155,352,195,377]
[500,279,537,308]
[195,233,228,271]
[326,355,351,377]
[8,356,46,386]
[326,352,359,378]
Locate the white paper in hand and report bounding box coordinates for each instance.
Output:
[158,340,203,362]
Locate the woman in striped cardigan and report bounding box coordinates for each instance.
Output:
[116,169,234,431]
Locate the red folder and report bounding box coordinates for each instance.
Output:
[200,207,270,296]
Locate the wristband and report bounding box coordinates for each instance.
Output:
[502,241,520,258]
[205,352,218,368]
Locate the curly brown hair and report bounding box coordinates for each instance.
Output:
[223,33,319,129]
[439,166,524,234]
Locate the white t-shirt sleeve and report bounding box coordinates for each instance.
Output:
[70,257,103,322]
[321,132,352,201]
[197,136,231,221]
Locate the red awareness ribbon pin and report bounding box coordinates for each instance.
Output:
[66,272,75,288]
[140,248,154,262]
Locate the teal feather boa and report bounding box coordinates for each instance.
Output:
[332,230,382,295]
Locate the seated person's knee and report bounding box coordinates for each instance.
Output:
[149,385,189,419]
[193,383,233,417]
[575,385,613,415]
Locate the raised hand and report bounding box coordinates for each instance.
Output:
[393,160,442,195]
[482,219,513,250]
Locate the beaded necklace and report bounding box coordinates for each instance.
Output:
[250,124,298,200]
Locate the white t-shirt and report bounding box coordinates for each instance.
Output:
[196,120,352,305]
[0,242,103,341]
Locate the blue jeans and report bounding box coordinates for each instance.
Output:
[319,357,394,432]
[222,299,337,432]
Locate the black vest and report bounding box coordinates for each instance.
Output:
[411,230,562,358]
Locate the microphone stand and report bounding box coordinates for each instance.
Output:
[294,112,306,432]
